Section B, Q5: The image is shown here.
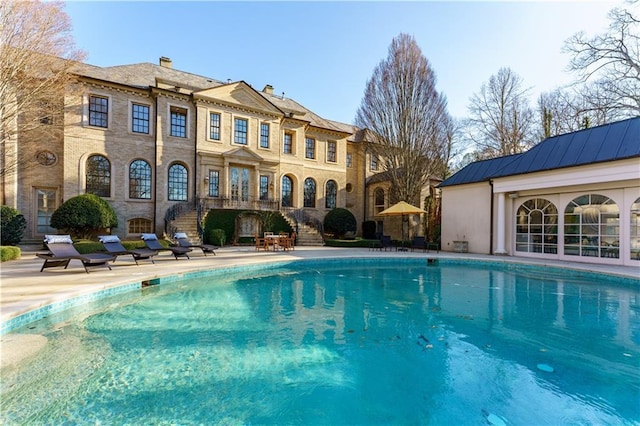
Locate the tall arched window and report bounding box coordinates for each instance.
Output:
[631,197,640,261]
[304,178,316,208]
[129,159,152,199]
[374,188,385,214]
[86,155,111,197]
[282,175,293,207]
[515,198,558,254]
[168,163,188,201]
[564,194,619,258]
[325,180,337,209]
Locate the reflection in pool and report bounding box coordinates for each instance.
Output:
[2,259,639,424]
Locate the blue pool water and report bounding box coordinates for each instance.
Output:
[2,259,639,424]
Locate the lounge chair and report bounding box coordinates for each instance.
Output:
[99,235,157,265]
[141,233,191,260]
[37,235,115,273]
[173,232,218,256]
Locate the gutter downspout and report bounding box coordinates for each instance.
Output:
[152,90,158,232]
[489,179,494,254]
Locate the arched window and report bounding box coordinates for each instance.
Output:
[129,160,152,199]
[631,197,640,261]
[515,198,558,254]
[304,178,316,208]
[325,180,337,209]
[86,155,111,197]
[564,194,619,258]
[374,188,385,214]
[282,175,293,208]
[168,163,188,201]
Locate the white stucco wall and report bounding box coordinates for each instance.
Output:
[441,182,492,254]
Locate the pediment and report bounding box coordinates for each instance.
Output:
[222,146,264,162]
[194,81,282,116]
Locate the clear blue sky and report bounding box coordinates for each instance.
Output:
[64,1,618,124]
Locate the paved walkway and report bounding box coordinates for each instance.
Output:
[2,245,639,328]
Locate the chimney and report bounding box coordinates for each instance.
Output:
[159,57,173,68]
[262,84,274,95]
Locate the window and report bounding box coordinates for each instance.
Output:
[370,155,378,171]
[564,194,619,258]
[86,155,111,197]
[325,180,337,209]
[88,95,108,128]
[132,103,150,134]
[327,141,337,163]
[515,198,558,254]
[208,170,220,197]
[346,153,353,168]
[128,218,152,234]
[284,132,293,154]
[234,117,248,145]
[168,163,188,201]
[631,197,640,260]
[305,137,315,159]
[260,175,269,200]
[282,175,293,207]
[129,159,152,199]
[374,188,385,214]
[170,106,187,138]
[35,188,57,235]
[260,123,270,148]
[304,178,316,208]
[209,112,221,140]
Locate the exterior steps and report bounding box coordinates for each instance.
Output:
[166,209,201,243]
[294,223,324,246]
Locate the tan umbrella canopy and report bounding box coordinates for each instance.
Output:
[378,201,426,247]
[378,201,426,216]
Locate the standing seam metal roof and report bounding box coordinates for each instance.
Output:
[440,117,640,187]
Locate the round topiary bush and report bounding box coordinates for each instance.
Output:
[210,229,226,246]
[1,206,27,245]
[323,208,356,239]
[50,194,118,239]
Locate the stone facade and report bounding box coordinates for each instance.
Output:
[3,57,434,242]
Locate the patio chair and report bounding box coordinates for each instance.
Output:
[410,236,426,252]
[380,235,393,252]
[173,232,218,256]
[37,235,115,273]
[141,233,191,260]
[99,235,157,265]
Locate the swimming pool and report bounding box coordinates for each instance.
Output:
[2,259,639,424]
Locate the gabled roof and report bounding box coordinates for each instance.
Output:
[440,117,640,188]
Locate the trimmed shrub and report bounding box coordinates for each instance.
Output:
[0,246,21,262]
[50,194,118,239]
[362,220,376,239]
[323,208,356,239]
[210,229,226,246]
[1,206,27,245]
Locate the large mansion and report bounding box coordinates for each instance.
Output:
[3,56,434,243]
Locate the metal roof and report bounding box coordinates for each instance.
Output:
[440,117,640,187]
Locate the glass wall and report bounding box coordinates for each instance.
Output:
[564,194,619,258]
[515,198,558,254]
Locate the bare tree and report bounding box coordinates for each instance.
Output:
[0,0,85,193]
[563,0,640,117]
[466,67,534,159]
[355,33,451,205]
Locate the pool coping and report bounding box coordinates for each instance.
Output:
[2,246,638,335]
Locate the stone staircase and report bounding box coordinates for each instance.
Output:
[294,223,324,246]
[167,209,200,243]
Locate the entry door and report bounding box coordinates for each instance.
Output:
[34,188,58,236]
[230,167,250,206]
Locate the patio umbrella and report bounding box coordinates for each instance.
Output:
[378,201,427,249]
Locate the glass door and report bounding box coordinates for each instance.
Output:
[230,167,250,207]
[35,188,58,236]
